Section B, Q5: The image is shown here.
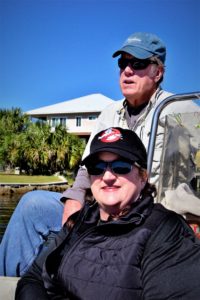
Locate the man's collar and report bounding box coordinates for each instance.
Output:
[123,86,162,115]
[123,99,148,116]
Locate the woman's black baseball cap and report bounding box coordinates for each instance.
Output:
[81,127,147,169]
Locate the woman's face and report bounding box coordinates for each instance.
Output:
[90,152,147,220]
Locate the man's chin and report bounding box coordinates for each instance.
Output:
[122,89,137,99]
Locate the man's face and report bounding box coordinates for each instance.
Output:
[119,53,164,106]
[90,152,147,220]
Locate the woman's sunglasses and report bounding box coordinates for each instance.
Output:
[118,57,158,70]
[86,160,134,176]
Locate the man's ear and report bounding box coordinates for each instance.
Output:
[154,65,164,83]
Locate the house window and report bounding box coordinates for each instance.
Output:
[51,117,67,127]
[88,115,97,120]
[76,116,81,127]
[60,118,66,127]
[52,118,60,127]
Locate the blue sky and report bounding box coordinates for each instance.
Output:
[0,0,199,112]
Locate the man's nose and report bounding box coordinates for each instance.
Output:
[124,64,135,74]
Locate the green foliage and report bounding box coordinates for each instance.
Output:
[0,108,86,175]
[0,108,29,169]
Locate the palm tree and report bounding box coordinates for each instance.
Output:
[0,108,86,175]
[49,125,85,174]
[21,122,52,174]
[0,108,30,170]
[67,133,86,170]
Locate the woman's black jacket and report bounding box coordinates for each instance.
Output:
[15,195,200,300]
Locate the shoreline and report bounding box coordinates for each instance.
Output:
[0,184,69,195]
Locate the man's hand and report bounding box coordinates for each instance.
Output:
[62,199,82,225]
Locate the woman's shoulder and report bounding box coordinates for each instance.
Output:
[148,203,196,244]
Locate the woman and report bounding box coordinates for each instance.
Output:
[16,127,200,300]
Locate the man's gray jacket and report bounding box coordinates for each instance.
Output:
[63,88,200,204]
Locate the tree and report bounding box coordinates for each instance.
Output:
[0,108,85,175]
[19,122,52,174]
[48,125,86,174]
[0,108,30,170]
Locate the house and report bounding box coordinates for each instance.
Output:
[26,94,116,140]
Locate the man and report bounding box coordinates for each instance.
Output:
[0,32,198,277]
[62,32,171,222]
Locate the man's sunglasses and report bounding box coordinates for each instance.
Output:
[86,160,134,176]
[118,57,158,70]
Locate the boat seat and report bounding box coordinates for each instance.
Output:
[0,276,19,300]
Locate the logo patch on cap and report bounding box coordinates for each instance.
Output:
[98,128,122,143]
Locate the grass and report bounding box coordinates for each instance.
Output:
[0,174,65,184]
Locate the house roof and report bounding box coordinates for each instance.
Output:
[26,94,115,117]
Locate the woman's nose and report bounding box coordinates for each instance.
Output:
[102,167,117,180]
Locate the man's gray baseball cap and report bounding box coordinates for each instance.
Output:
[112,32,166,64]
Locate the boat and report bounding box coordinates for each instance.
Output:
[0,92,200,299]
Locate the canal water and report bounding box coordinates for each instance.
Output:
[0,184,68,243]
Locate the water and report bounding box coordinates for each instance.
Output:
[0,185,68,242]
[0,193,22,242]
